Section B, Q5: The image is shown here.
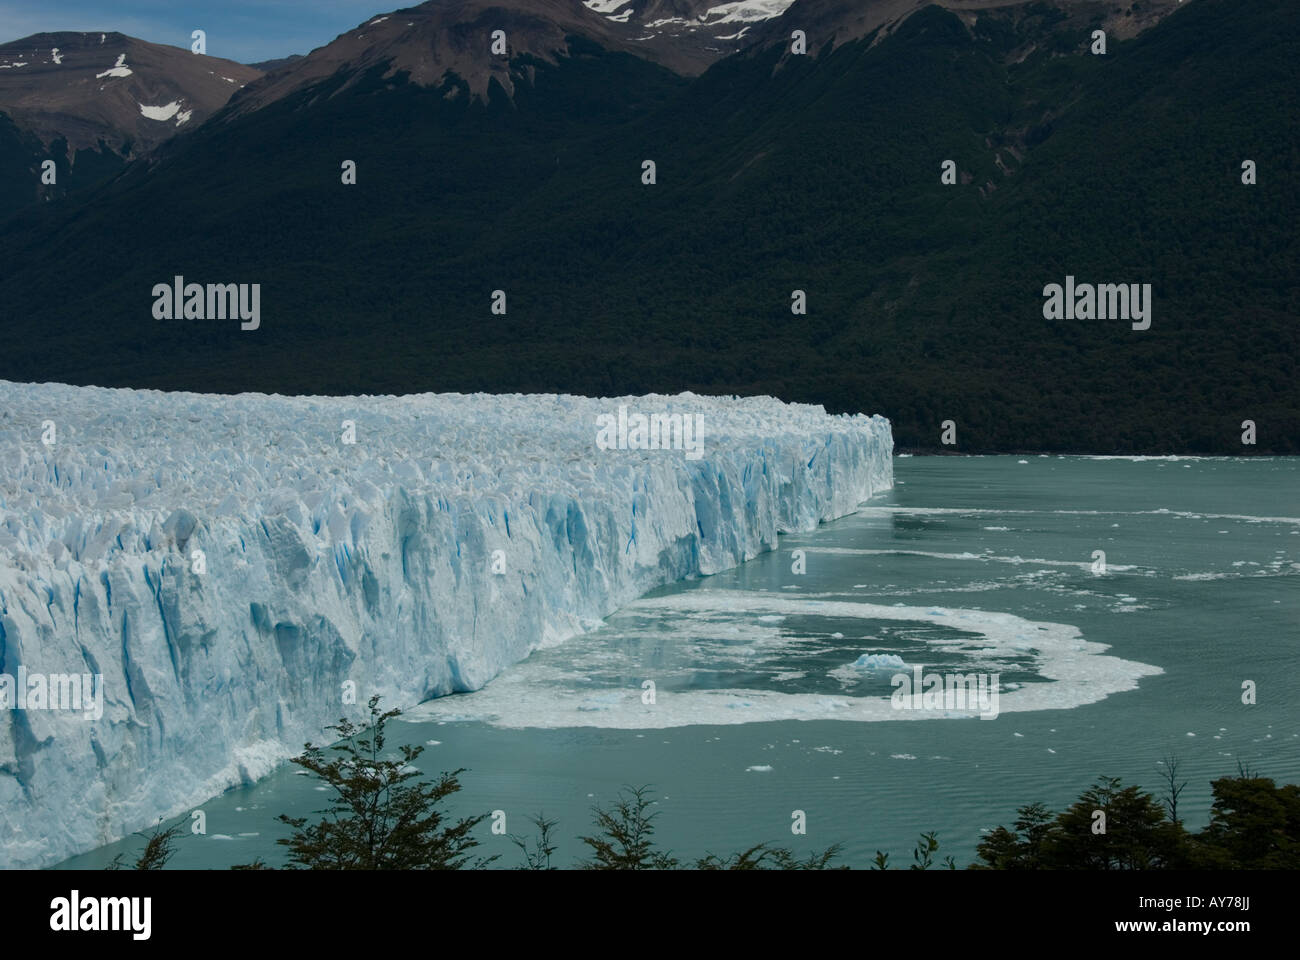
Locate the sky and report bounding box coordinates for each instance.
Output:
[0,0,393,64]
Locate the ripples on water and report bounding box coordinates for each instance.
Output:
[58,456,1300,869]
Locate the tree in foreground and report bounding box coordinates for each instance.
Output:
[579,785,679,869]
[511,813,560,870]
[976,777,1188,869]
[1155,753,1188,825]
[107,820,185,870]
[972,802,1055,870]
[909,830,957,870]
[1191,774,1300,869]
[267,695,493,869]
[697,841,846,870]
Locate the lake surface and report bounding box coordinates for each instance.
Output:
[57,455,1299,869]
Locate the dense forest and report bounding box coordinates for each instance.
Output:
[0,0,1295,453]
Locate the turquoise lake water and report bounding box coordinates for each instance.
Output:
[56,455,1299,869]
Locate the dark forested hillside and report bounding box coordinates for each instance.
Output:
[0,0,1295,453]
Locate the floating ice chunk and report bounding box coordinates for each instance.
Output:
[847,653,906,672]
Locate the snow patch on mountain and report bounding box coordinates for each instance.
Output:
[138,100,193,126]
[96,53,131,78]
[0,382,891,867]
[705,1,796,25]
[584,0,793,33]
[138,100,183,122]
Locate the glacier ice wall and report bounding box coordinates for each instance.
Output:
[0,382,891,868]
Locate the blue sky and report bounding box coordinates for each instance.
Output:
[0,0,394,63]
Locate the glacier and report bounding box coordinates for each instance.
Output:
[0,380,892,868]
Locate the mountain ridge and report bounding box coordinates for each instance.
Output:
[0,0,1294,454]
[0,30,261,154]
[222,0,674,116]
[0,30,261,214]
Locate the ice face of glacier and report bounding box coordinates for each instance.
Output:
[0,381,892,868]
